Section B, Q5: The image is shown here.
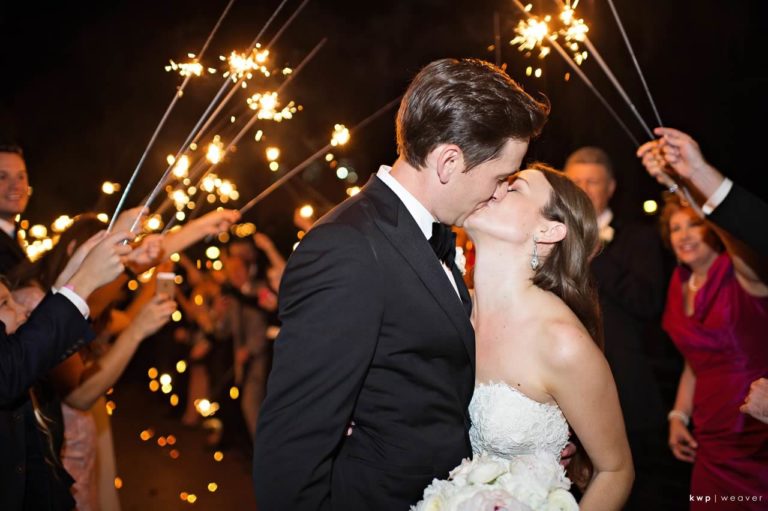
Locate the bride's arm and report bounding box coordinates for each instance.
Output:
[545,323,634,511]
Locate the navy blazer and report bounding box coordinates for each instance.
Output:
[0,292,93,511]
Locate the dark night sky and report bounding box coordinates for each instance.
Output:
[1,0,766,252]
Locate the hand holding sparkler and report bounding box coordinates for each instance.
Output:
[637,128,714,181]
[57,231,134,300]
[125,234,165,275]
[162,209,240,256]
[637,127,728,208]
[113,206,149,235]
[195,209,241,236]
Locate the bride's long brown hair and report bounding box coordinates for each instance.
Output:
[527,162,603,489]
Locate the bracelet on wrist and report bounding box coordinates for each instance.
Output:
[667,410,690,426]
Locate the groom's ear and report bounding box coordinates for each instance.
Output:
[432,144,463,184]
[538,222,566,244]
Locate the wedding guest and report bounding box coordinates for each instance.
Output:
[10,214,176,511]
[637,127,768,432]
[214,252,271,442]
[564,147,670,510]
[657,195,767,510]
[0,144,30,273]
[0,229,131,511]
[638,127,768,258]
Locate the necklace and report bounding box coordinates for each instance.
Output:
[688,274,706,293]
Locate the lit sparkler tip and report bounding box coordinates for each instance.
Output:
[511,18,550,53]
[331,124,351,147]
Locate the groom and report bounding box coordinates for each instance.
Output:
[253,58,549,510]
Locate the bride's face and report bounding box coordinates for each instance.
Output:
[464,169,553,244]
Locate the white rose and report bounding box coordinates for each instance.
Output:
[545,488,579,511]
[413,494,444,511]
[497,472,548,510]
[468,458,506,485]
[413,479,456,511]
[517,453,568,491]
[449,457,475,487]
[457,489,532,511]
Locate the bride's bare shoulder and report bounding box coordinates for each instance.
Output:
[538,313,602,373]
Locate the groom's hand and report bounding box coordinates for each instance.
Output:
[559,441,577,468]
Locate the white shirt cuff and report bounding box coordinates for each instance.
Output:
[702,178,733,216]
[53,287,90,319]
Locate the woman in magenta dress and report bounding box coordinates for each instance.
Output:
[660,196,768,510]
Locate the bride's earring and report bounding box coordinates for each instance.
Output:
[530,236,539,270]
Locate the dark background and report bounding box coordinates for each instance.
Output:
[1,0,765,252]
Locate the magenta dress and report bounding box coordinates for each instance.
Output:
[663,253,768,509]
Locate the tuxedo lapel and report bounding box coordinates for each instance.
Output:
[451,264,472,316]
[362,177,475,370]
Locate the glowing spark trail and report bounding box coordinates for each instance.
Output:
[511,0,640,146]
[109,0,236,232]
[239,97,402,216]
[132,0,302,233]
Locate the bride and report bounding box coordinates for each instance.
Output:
[461,164,633,509]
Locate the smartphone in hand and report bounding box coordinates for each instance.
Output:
[156,272,176,297]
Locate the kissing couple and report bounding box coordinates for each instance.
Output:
[253,58,634,511]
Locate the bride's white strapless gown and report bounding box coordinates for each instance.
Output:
[469,382,570,464]
[410,382,577,511]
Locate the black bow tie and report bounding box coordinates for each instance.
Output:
[430,222,456,267]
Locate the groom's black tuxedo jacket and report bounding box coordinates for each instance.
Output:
[253,175,474,510]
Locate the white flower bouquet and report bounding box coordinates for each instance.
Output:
[411,453,578,511]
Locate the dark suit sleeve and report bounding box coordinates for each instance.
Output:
[708,183,768,258]
[0,293,92,406]
[253,223,383,510]
[592,223,666,320]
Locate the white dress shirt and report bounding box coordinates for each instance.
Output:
[0,217,16,238]
[702,177,733,216]
[376,165,460,297]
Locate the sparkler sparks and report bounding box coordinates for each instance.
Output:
[246,92,298,121]
[511,18,551,56]
[224,47,271,81]
[165,59,206,77]
[330,124,350,147]
[511,0,590,66]
[206,135,224,164]
[168,154,190,178]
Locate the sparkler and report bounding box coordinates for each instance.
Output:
[510,0,640,146]
[552,0,653,139]
[108,0,237,232]
[184,0,312,149]
[128,0,302,234]
[161,38,327,233]
[166,38,327,224]
[239,96,402,216]
[511,18,551,58]
[605,0,664,128]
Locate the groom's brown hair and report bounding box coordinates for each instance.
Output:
[396,58,549,172]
